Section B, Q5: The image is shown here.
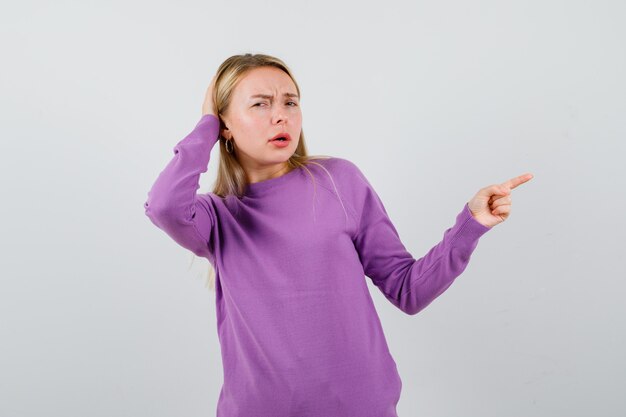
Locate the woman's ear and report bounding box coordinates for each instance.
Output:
[221,126,231,140]
[219,114,231,139]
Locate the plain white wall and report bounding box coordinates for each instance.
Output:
[1,0,625,416]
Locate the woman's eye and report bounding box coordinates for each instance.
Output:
[254,102,298,107]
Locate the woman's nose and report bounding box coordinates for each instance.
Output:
[273,111,287,125]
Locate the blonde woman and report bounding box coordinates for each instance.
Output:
[143,53,533,417]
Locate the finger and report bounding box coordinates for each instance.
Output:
[484,184,510,198]
[492,204,511,215]
[489,192,511,202]
[503,173,533,190]
[490,196,511,207]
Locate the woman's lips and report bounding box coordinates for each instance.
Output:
[269,132,292,142]
[269,138,290,148]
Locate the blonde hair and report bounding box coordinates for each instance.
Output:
[191,53,347,291]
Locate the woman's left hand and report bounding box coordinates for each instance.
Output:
[468,173,534,228]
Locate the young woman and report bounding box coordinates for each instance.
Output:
[144,53,533,417]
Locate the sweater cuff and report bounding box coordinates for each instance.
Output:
[454,202,492,242]
[194,113,221,140]
[199,113,219,123]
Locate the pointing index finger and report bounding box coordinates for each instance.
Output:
[503,173,534,190]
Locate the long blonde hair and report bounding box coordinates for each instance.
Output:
[192,53,345,291]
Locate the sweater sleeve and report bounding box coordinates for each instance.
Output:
[143,114,220,260]
[350,165,492,315]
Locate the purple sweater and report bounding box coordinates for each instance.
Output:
[144,114,491,417]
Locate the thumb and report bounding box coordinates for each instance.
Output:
[481,184,510,200]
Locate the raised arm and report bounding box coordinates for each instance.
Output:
[143,113,220,259]
[350,165,492,315]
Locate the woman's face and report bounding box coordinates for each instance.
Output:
[221,66,302,178]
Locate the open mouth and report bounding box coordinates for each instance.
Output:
[269,133,292,142]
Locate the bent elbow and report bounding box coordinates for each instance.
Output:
[143,200,179,230]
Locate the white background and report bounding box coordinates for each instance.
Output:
[1,0,625,416]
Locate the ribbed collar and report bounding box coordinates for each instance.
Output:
[243,165,303,197]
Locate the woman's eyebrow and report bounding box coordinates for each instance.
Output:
[249,93,299,99]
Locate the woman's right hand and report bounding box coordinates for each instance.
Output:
[202,74,218,116]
